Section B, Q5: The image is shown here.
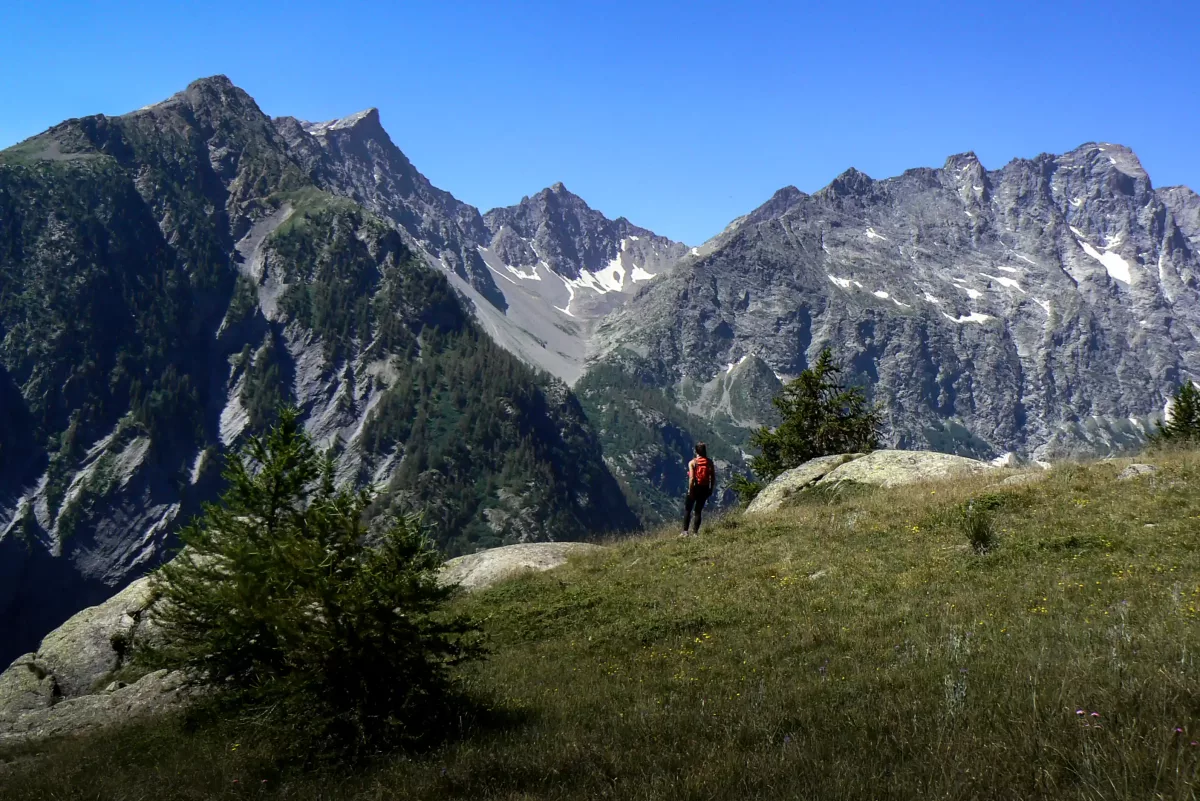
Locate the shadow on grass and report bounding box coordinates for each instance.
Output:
[0,686,534,800]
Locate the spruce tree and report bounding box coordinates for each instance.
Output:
[1156,381,1200,444]
[144,407,479,755]
[734,349,881,502]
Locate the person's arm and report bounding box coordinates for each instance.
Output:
[686,459,694,490]
[708,461,717,491]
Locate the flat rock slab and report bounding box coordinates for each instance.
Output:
[815,449,992,489]
[991,472,1049,489]
[1117,463,1158,480]
[0,670,191,746]
[440,542,605,592]
[745,454,864,515]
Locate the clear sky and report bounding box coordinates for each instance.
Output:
[3,0,1197,245]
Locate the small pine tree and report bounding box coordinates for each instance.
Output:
[736,349,882,502]
[1156,382,1200,444]
[144,407,479,756]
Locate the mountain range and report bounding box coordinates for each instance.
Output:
[2,75,1198,665]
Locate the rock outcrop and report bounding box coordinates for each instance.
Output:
[33,577,156,698]
[748,450,993,511]
[815,450,991,488]
[1117,463,1159,480]
[745,454,864,514]
[0,575,185,746]
[0,669,191,746]
[440,542,604,592]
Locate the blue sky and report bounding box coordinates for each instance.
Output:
[3,0,1197,244]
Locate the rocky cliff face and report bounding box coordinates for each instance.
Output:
[591,144,1200,464]
[273,109,501,308]
[0,77,638,668]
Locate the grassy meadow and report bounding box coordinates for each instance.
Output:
[3,452,1200,799]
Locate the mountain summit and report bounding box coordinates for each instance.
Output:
[272,112,685,383]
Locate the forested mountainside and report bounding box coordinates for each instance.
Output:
[0,76,637,667]
[588,145,1200,476]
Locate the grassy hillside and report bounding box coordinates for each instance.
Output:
[4,452,1200,799]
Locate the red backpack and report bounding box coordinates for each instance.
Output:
[692,457,713,488]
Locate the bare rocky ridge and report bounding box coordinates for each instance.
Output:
[593,144,1200,462]
[278,113,688,384]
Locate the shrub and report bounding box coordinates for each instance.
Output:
[729,474,763,505]
[143,407,481,757]
[736,349,882,503]
[1154,382,1200,445]
[959,501,996,554]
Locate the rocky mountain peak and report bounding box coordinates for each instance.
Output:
[300,107,384,138]
[821,167,876,199]
[186,74,236,90]
[172,75,262,118]
[1062,142,1149,183]
[745,185,806,224]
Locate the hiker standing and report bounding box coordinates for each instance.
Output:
[682,442,716,537]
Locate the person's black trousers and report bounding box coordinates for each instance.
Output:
[683,486,712,533]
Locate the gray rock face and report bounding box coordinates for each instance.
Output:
[593,144,1200,462]
[439,542,604,592]
[0,576,155,712]
[1117,463,1158,480]
[0,575,180,745]
[0,669,191,746]
[482,182,688,297]
[814,449,991,488]
[34,576,155,698]
[276,119,687,385]
[0,655,57,719]
[745,454,864,514]
[275,108,502,308]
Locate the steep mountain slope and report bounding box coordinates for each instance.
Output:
[0,77,638,668]
[592,144,1200,463]
[276,110,687,383]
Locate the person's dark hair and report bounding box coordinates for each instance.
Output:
[694,442,707,458]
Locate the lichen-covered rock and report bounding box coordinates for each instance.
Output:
[440,542,604,592]
[815,450,991,489]
[745,454,864,515]
[0,655,57,722]
[1117,463,1158,480]
[993,472,1049,488]
[0,670,191,746]
[34,577,155,698]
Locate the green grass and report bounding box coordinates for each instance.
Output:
[0,135,56,164]
[4,453,1200,799]
[269,187,364,237]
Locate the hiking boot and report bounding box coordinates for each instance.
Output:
[678,530,690,538]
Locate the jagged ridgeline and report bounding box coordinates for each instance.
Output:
[0,77,637,667]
